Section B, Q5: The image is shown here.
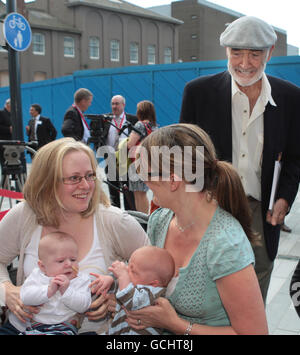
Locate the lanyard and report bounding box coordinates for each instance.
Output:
[72,104,89,129]
[113,112,125,132]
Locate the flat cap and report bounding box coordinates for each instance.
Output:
[220,16,277,50]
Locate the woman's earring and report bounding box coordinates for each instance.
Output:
[206,191,213,203]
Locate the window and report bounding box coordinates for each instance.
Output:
[164,47,172,64]
[34,71,46,82]
[89,36,100,60]
[64,37,75,58]
[191,34,198,39]
[32,33,45,55]
[147,45,156,65]
[130,42,139,63]
[110,40,120,62]
[0,71,9,87]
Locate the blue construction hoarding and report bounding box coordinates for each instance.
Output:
[0,55,299,145]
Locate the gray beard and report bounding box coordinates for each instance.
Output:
[228,62,266,87]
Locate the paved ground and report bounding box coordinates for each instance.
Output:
[1,165,299,334]
[265,188,300,334]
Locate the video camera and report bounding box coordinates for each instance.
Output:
[85,114,146,150]
[0,140,37,166]
[85,114,113,148]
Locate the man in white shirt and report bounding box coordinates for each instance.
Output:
[26,103,57,154]
[104,95,138,210]
[180,16,300,303]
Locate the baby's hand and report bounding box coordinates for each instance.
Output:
[48,278,59,298]
[89,273,114,296]
[109,261,128,278]
[53,274,70,295]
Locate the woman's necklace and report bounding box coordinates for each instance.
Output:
[174,216,195,233]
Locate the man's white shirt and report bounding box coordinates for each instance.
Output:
[231,73,277,201]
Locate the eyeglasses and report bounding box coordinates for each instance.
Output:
[62,172,97,185]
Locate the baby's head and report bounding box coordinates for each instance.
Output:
[38,231,79,280]
[128,246,175,287]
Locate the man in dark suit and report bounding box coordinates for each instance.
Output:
[180,16,300,303]
[61,88,93,144]
[26,104,57,153]
[0,98,12,170]
[102,95,138,210]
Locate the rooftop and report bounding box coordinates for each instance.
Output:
[67,0,183,24]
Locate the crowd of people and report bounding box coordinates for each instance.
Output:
[0,15,299,335]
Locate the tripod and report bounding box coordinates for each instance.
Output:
[0,140,37,210]
[86,114,139,211]
[104,178,136,211]
[0,164,26,209]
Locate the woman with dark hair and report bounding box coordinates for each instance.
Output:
[127,100,158,213]
[126,123,268,335]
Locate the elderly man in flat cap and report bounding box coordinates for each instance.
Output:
[180,16,300,303]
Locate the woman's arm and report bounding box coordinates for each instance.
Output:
[3,282,40,323]
[126,265,268,335]
[214,264,268,335]
[0,203,43,320]
[0,205,24,306]
[109,209,149,261]
[127,131,141,150]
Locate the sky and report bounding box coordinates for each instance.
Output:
[2,0,299,50]
[126,0,300,51]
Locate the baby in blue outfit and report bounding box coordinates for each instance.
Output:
[90,245,175,335]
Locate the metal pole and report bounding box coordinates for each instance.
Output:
[6,0,24,142]
[6,0,27,177]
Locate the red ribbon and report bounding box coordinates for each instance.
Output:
[0,210,9,220]
[72,104,89,129]
[0,189,24,199]
[0,189,24,221]
[113,112,125,132]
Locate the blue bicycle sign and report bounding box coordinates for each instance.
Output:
[8,15,27,31]
[3,12,32,52]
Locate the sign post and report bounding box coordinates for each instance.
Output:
[2,0,32,174]
[3,12,32,52]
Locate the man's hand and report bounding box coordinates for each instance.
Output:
[266,198,289,226]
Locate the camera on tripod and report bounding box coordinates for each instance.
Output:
[0,140,37,168]
[0,141,37,202]
[85,114,113,148]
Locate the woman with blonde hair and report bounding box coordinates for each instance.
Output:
[127,123,268,335]
[0,137,148,335]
